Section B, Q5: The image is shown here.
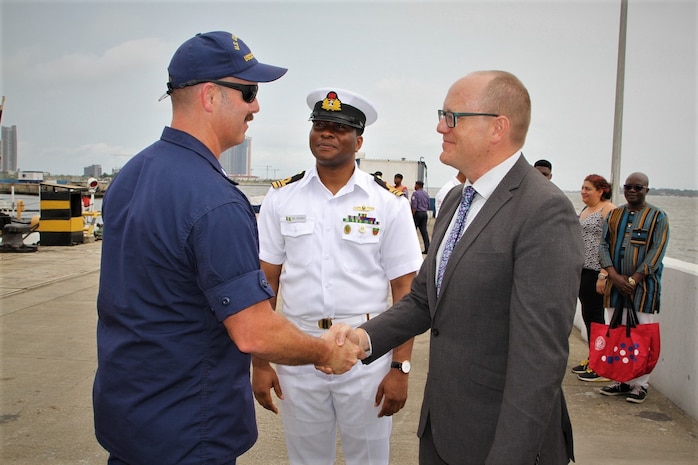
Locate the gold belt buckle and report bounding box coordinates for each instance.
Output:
[318,318,333,329]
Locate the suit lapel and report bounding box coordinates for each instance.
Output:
[435,156,529,303]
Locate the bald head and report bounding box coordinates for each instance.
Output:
[438,70,531,181]
[623,172,650,208]
[627,172,649,187]
[473,71,531,146]
[447,71,530,146]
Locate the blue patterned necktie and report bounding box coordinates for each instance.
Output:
[436,186,476,295]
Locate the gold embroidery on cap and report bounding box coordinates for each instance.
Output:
[231,34,240,51]
[321,91,342,112]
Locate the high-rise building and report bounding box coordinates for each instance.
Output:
[84,164,103,177]
[1,125,18,173]
[220,138,252,177]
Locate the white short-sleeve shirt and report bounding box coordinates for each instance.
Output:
[258,167,423,320]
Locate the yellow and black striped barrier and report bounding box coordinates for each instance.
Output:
[39,183,85,246]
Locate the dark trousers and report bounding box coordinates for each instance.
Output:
[414,210,430,252]
[109,455,236,465]
[108,456,130,465]
[578,268,606,347]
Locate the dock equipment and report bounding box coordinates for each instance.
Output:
[39,183,86,246]
[0,222,39,253]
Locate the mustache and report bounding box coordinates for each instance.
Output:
[245,114,254,123]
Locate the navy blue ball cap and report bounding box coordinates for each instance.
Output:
[164,31,287,96]
[306,88,377,129]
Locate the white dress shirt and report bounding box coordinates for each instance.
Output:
[436,151,522,268]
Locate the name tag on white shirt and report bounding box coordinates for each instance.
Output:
[284,215,307,223]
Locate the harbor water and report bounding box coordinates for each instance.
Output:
[2,189,696,265]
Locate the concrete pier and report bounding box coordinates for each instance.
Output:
[1,241,696,464]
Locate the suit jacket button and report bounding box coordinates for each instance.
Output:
[432,328,439,337]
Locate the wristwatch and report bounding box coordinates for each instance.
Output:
[598,273,607,280]
[628,277,636,286]
[391,360,411,374]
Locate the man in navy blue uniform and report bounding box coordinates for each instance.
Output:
[93,31,363,465]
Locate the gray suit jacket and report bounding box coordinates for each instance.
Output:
[362,155,583,465]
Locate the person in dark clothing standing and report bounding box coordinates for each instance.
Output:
[93,31,361,465]
[598,172,669,403]
[411,180,430,254]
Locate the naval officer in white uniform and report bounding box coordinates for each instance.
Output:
[254,88,423,465]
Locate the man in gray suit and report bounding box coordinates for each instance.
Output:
[323,71,583,464]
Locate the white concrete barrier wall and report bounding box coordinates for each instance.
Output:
[573,257,698,421]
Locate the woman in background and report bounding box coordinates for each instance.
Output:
[574,174,616,382]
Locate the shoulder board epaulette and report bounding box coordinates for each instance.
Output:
[373,175,404,197]
[271,171,306,189]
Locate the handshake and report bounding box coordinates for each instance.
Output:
[316,324,370,375]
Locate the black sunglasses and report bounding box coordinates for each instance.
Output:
[167,79,258,103]
[208,80,258,103]
[623,184,646,192]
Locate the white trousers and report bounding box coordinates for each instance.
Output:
[604,308,655,388]
[277,355,392,465]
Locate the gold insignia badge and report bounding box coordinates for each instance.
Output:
[353,205,375,212]
[321,91,342,112]
[344,224,351,234]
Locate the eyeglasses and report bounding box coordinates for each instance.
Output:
[623,184,646,192]
[208,81,258,103]
[438,109,499,128]
[167,79,258,103]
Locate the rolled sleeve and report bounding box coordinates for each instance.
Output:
[191,200,275,321]
[205,269,274,321]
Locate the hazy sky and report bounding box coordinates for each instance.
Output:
[1,0,696,191]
